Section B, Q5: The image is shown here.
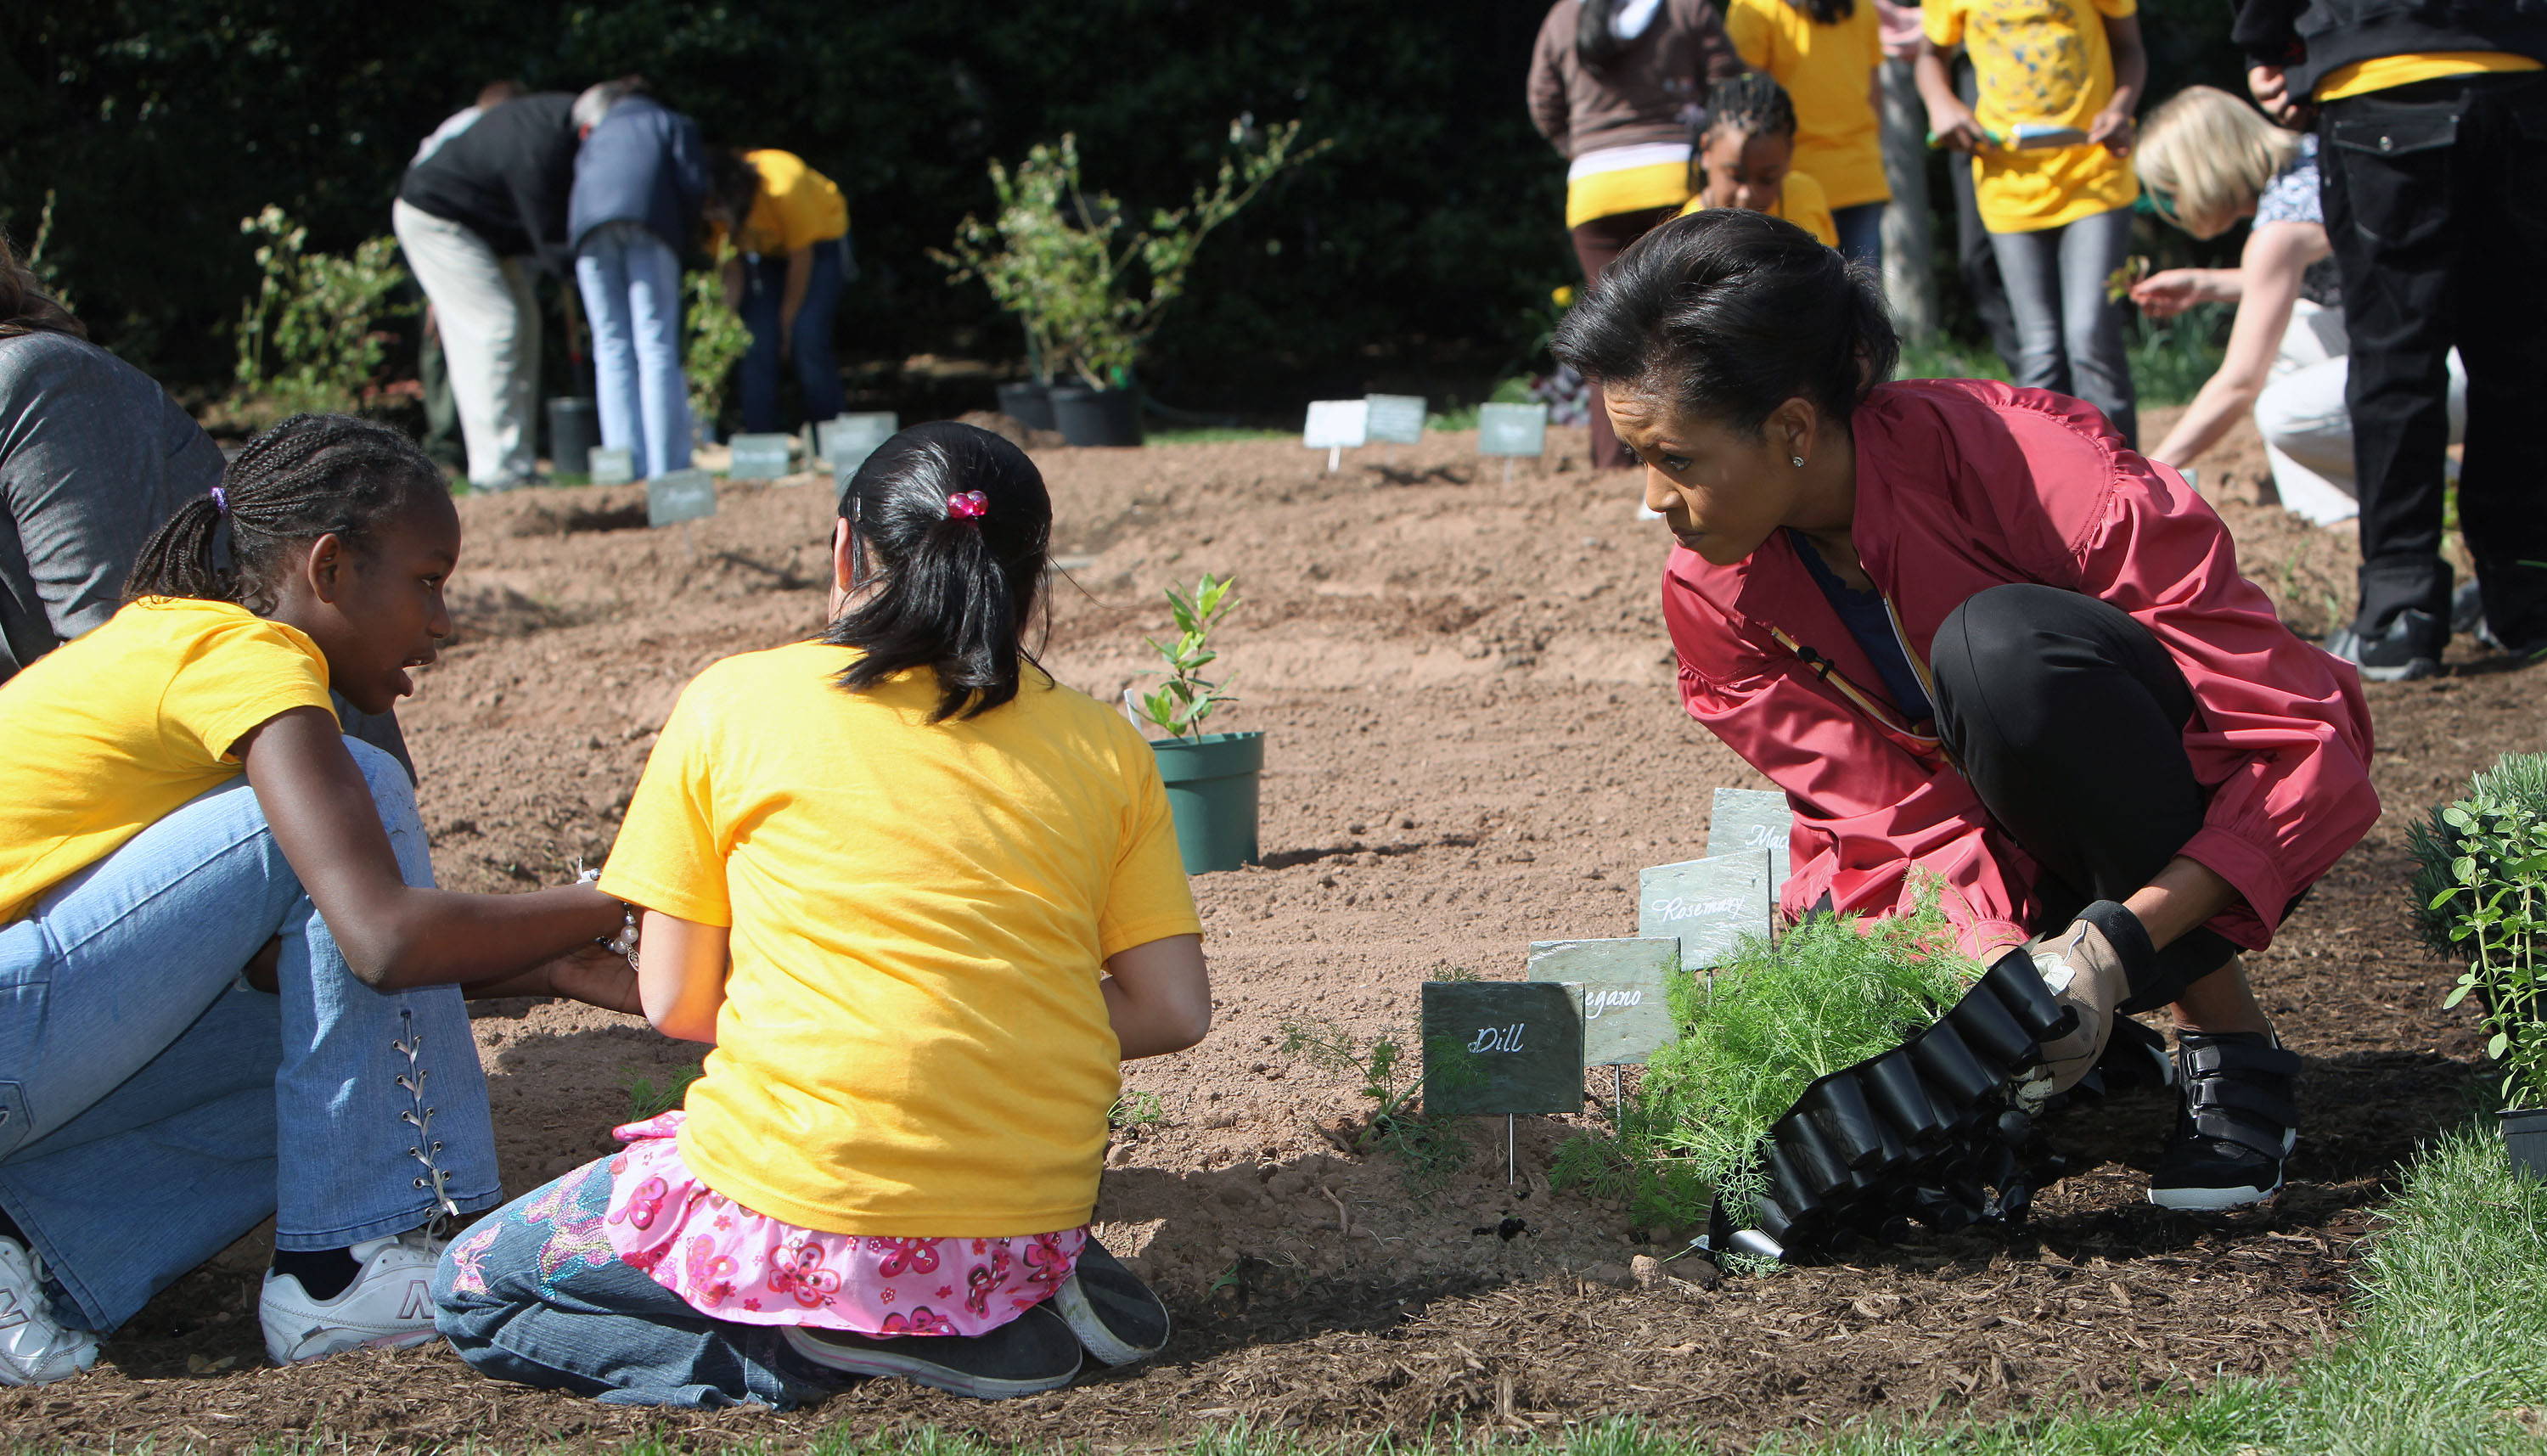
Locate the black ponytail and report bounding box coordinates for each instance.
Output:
[824,421,1051,722]
[1549,208,1899,436]
[125,413,447,612]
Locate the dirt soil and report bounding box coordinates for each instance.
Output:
[5,413,2524,1452]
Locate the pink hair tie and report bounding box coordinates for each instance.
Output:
[947,490,989,520]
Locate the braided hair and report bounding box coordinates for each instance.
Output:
[124,413,447,614]
[1702,72,1800,146]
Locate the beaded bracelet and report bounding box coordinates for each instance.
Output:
[575,863,641,970]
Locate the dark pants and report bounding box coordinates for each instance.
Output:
[2320,72,2547,644]
[738,237,848,435]
[1929,585,2241,1013]
[1571,205,1684,470]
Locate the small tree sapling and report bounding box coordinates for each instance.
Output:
[2412,753,2547,1109]
[1134,573,1240,741]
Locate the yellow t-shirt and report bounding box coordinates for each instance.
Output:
[0,599,335,923]
[712,149,850,257]
[1728,0,1891,209]
[1680,169,1841,248]
[1566,158,1695,229]
[1925,0,2140,233]
[599,643,1203,1237]
[2315,51,2544,103]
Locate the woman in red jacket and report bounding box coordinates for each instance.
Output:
[1552,209,2378,1212]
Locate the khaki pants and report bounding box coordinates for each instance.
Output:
[391,199,538,488]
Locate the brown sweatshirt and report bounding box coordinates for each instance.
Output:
[1527,0,1744,160]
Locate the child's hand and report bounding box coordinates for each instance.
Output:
[1926,102,1988,154]
[2086,104,2137,156]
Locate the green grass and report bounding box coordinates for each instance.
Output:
[1896,305,2232,411]
[620,1060,704,1122]
[1146,425,1295,445]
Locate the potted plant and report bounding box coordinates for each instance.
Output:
[935,121,1327,447]
[1128,574,1261,873]
[2412,752,2547,1176]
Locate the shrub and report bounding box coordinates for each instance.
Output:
[1133,573,1240,741]
[2411,752,2547,1110]
[683,253,753,433]
[233,205,413,415]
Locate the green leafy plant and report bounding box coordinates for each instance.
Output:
[934,120,1330,390]
[683,249,753,432]
[2413,753,2547,1110]
[1279,1019,1482,1189]
[1108,1089,1167,1128]
[1133,573,1240,741]
[234,205,413,414]
[1551,896,1981,1229]
[621,1060,705,1123]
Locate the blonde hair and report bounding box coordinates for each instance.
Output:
[2136,86,2301,239]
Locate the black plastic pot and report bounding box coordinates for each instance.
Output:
[546,396,599,476]
[2503,1106,2547,1180]
[996,380,1057,433]
[1051,385,1144,447]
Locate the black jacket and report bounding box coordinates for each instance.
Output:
[568,97,710,255]
[397,93,578,272]
[2235,0,2547,103]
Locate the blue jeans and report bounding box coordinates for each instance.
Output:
[0,739,498,1334]
[1988,202,2139,446]
[1832,201,1886,276]
[576,222,694,479]
[435,1154,835,1409]
[738,237,847,434]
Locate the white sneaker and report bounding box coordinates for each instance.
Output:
[259,1228,447,1364]
[0,1236,101,1386]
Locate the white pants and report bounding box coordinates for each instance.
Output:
[2253,297,2467,527]
[392,199,539,488]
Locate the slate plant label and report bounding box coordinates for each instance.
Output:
[821,413,900,475]
[1639,850,1774,972]
[1476,402,1549,458]
[1527,937,1679,1067]
[1707,787,1794,892]
[646,469,717,528]
[726,433,797,481]
[588,447,636,486]
[1363,393,1427,445]
[1420,981,1584,1116]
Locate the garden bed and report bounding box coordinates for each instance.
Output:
[0,415,2511,1452]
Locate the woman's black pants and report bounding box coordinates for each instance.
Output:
[1928,584,2241,1013]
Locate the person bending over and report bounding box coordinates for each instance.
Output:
[1551,211,2377,1212]
[433,422,1212,1407]
[0,415,638,1387]
[1679,72,1841,248]
[2131,84,2464,537]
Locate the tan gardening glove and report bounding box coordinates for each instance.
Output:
[2027,902,2152,1094]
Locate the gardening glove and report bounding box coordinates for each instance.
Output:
[2027,901,2155,1095]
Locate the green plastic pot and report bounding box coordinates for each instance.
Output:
[1150,730,1263,874]
[2502,1106,2547,1181]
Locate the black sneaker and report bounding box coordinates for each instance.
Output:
[1052,1238,1169,1365]
[2324,608,2443,682]
[2148,1031,2301,1211]
[781,1302,1082,1400]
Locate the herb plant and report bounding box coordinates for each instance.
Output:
[2412,753,2547,1110]
[1134,573,1240,740]
[1279,1019,1482,1189]
[621,1060,705,1123]
[233,206,413,415]
[682,249,754,431]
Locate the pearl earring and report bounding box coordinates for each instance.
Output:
[1791,455,1805,467]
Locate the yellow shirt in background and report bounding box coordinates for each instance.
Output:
[1681,169,1841,248]
[1728,0,1891,209]
[599,644,1202,1237]
[1925,0,2139,233]
[0,599,335,923]
[2315,51,2543,102]
[714,149,850,257]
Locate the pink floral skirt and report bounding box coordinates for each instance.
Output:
[600,1111,1085,1336]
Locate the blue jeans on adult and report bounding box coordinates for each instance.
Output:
[1988,202,2138,446]
[1831,201,1886,277]
[576,221,694,479]
[738,237,847,435]
[0,738,498,1335]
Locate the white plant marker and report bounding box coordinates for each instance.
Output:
[1303,399,1369,473]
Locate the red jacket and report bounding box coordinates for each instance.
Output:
[1661,379,2378,957]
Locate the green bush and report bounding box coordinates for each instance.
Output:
[233,205,413,415]
[682,257,752,432]
[2410,752,2547,1110]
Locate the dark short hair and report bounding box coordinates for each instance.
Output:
[825,421,1052,722]
[1550,209,1899,438]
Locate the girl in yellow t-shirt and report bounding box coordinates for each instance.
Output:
[706,148,852,433]
[1678,74,1841,250]
[436,422,1212,1407]
[1914,0,2147,443]
[1726,0,1890,266]
[0,414,637,1386]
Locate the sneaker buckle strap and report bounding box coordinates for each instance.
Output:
[2186,1077,2297,1126]
[2184,1041,2302,1077]
[2189,1107,2292,1158]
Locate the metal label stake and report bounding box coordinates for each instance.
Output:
[1507,1114,1516,1185]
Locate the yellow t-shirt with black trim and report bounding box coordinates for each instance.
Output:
[0,599,335,923]
[1680,169,1841,247]
[1925,0,2140,233]
[599,642,1203,1237]
[2316,51,2543,103]
[1728,0,1891,209]
[710,149,850,257]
